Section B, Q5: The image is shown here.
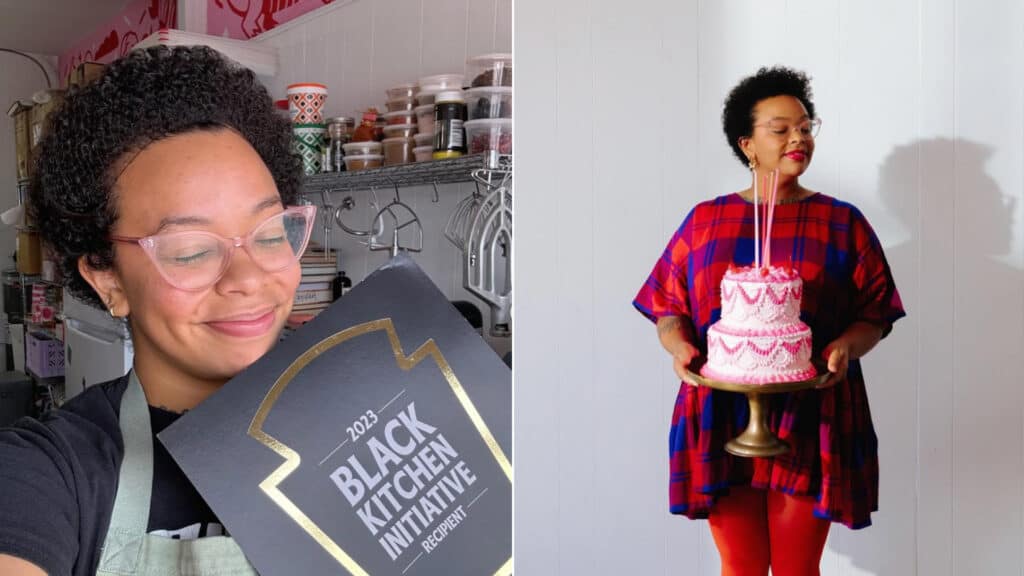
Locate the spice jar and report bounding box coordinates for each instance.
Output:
[432,90,467,160]
[326,116,355,172]
[352,109,380,142]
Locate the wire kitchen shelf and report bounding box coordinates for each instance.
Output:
[302,153,512,195]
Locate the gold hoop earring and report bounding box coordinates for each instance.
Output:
[748,157,758,171]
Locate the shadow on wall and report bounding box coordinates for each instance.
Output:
[826,138,1020,575]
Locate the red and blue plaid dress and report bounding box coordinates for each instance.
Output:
[633,192,905,529]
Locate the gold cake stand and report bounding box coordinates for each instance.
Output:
[682,364,830,458]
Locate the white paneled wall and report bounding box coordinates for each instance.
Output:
[515,1,1024,575]
[251,0,512,357]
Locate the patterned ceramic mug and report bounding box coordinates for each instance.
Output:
[287,83,328,124]
[292,123,326,175]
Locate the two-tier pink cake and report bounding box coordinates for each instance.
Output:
[700,265,816,384]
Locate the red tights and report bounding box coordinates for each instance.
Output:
[708,487,830,576]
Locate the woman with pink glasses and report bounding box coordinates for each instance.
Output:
[0,46,315,576]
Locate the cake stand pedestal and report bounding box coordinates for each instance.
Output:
[682,366,830,458]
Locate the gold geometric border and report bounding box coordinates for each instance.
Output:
[247,318,512,576]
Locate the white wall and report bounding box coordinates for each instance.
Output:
[252,0,512,356]
[515,1,1024,575]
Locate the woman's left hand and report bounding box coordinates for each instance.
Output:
[818,340,850,389]
[816,321,885,389]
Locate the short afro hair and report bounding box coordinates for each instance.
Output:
[29,45,301,308]
[722,66,816,166]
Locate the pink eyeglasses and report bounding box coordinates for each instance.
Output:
[110,205,317,291]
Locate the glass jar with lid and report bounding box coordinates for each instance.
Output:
[326,117,356,172]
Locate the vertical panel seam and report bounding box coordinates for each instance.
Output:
[951,0,959,571]
[914,1,923,574]
[696,0,704,570]
[493,0,499,51]
[417,0,424,76]
[463,0,471,76]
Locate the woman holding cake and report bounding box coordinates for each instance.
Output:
[633,67,905,575]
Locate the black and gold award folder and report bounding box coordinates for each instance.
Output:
[159,255,512,575]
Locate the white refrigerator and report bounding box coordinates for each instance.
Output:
[62,290,133,401]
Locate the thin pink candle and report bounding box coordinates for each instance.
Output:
[753,170,760,268]
[764,169,779,267]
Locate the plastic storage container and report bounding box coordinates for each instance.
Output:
[414,132,434,148]
[413,145,433,162]
[383,123,417,139]
[385,83,418,100]
[418,73,465,94]
[416,92,436,107]
[415,104,435,135]
[343,154,384,171]
[382,110,416,125]
[342,141,382,156]
[464,118,512,154]
[27,330,63,378]
[465,87,513,120]
[468,53,512,87]
[385,97,416,112]
[382,137,415,165]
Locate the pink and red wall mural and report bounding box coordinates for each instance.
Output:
[58,0,338,83]
[58,0,177,84]
[208,0,335,40]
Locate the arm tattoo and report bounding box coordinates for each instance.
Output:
[657,316,682,336]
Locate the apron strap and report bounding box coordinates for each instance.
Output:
[97,371,154,574]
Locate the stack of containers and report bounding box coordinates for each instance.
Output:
[417,74,465,161]
[382,84,419,166]
[464,54,513,156]
[287,83,329,175]
[341,139,383,171]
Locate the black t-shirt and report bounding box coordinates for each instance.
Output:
[0,375,224,575]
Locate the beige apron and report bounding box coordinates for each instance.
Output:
[95,373,259,576]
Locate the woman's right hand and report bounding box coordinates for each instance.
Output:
[656,316,701,385]
[671,341,701,384]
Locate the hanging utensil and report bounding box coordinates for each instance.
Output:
[318,190,335,259]
[444,184,483,250]
[463,178,512,337]
[334,188,385,243]
[369,194,423,257]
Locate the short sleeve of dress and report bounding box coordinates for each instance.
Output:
[633,211,694,323]
[849,207,906,338]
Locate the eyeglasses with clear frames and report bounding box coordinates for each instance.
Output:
[753,117,822,139]
[110,205,317,291]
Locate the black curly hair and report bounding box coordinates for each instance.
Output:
[29,45,301,308]
[722,66,816,167]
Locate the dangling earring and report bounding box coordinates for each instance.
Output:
[106,298,116,318]
[748,157,758,171]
